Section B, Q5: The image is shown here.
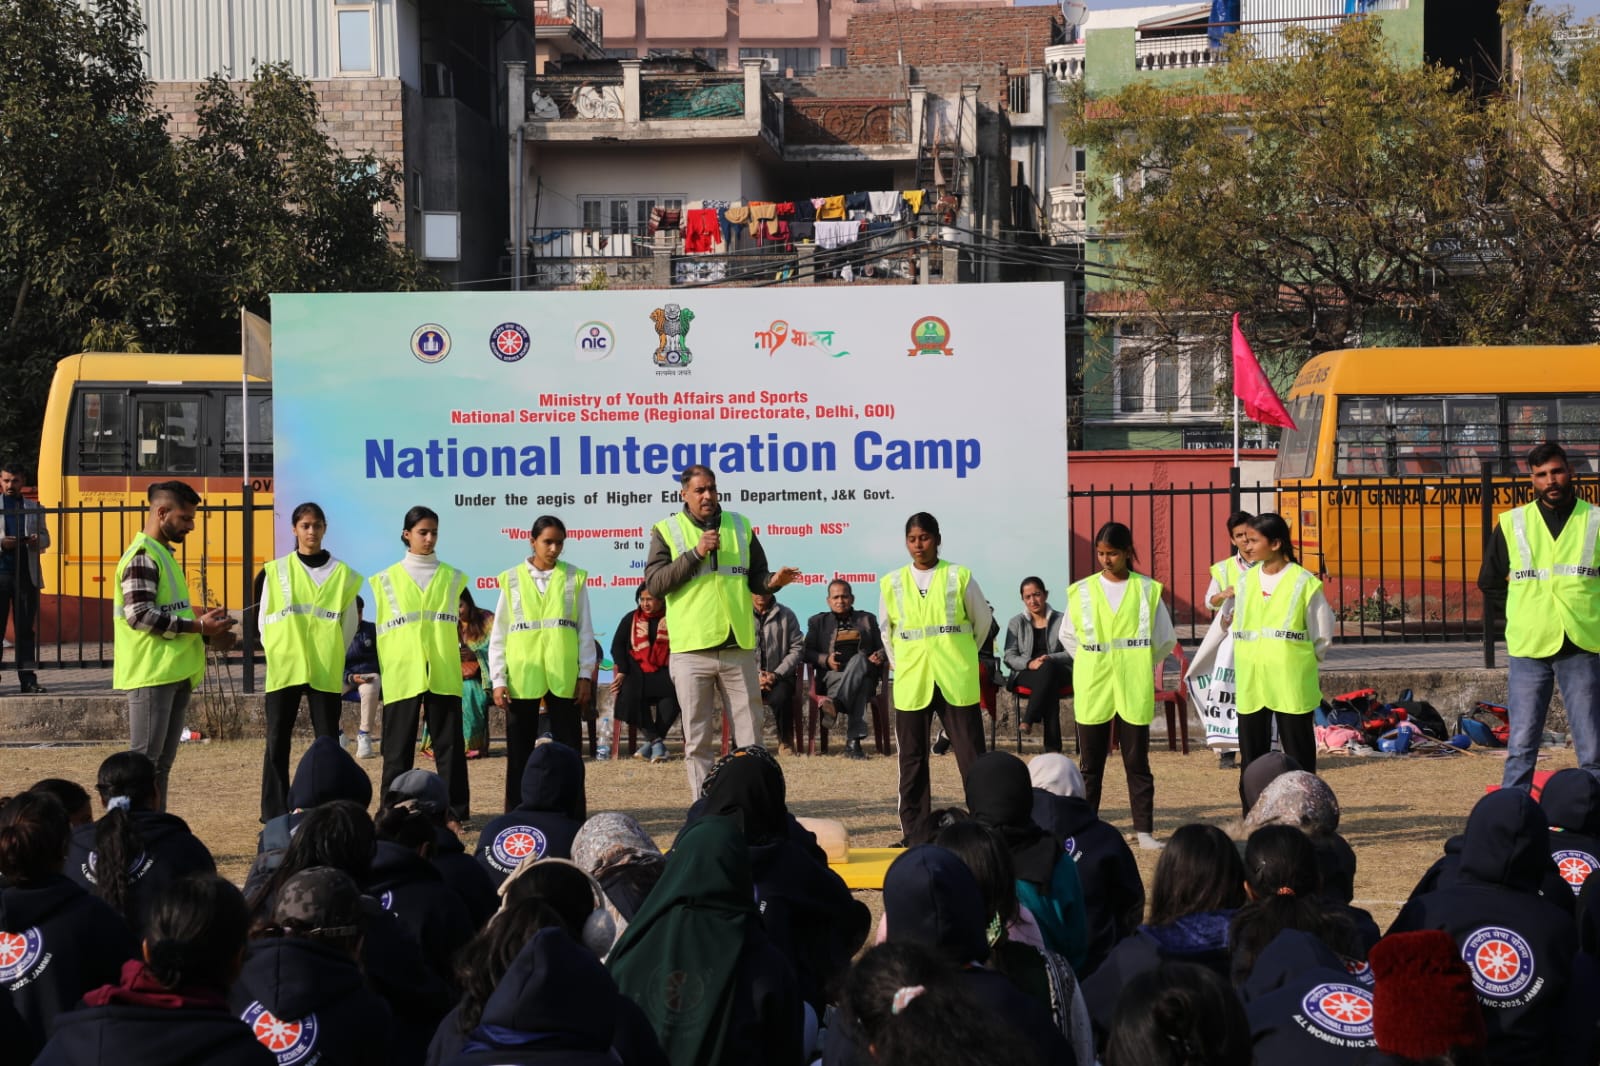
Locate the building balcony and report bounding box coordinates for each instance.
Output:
[520,59,781,148]
[533,0,604,56]
[1046,43,1086,85]
[782,96,918,162]
[1048,183,1087,244]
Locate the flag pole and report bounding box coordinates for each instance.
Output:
[1233,393,1240,469]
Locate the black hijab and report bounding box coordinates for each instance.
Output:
[699,746,788,846]
[964,751,1060,884]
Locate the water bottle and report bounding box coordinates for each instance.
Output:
[596,714,613,761]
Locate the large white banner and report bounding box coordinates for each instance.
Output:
[270,285,1068,649]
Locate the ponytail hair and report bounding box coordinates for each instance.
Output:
[0,792,70,883]
[143,874,249,993]
[1247,513,1297,565]
[1229,824,1359,985]
[92,752,158,921]
[374,798,437,854]
[248,799,376,920]
[844,941,1036,1066]
[1093,521,1140,566]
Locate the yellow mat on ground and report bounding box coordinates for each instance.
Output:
[829,847,903,891]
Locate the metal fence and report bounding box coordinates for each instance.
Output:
[13,470,1548,682]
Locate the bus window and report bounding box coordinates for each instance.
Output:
[1445,398,1500,474]
[1392,398,1445,475]
[222,393,274,477]
[1559,397,1600,472]
[75,390,128,473]
[1335,397,1388,477]
[135,398,203,474]
[1507,398,1556,463]
[1274,393,1323,480]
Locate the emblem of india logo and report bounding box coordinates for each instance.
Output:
[651,304,696,366]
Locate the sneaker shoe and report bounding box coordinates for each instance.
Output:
[932,729,952,756]
[818,697,839,728]
[356,733,374,759]
[1137,832,1165,851]
[844,738,868,760]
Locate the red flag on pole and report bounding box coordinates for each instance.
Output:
[1231,313,1296,430]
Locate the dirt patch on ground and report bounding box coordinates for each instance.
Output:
[1,734,1566,931]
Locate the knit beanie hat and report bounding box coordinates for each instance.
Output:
[1369,930,1487,1059]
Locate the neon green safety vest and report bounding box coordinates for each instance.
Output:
[1501,499,1600,657]
[261,554,363,693]
[1233,562,1322,715]
[371,561,467,701]
[497,560,587,699]
[653,511,756,652]
[1210,555,1253,594]
[881,561,980,710]
[112,532,205,691]
[1067,573,1161,726]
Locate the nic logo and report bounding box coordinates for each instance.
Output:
[411,324,452,364]
[576,321,614,362]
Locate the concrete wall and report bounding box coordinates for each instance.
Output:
[845,7,1060,68]
[524,145,777,229]
[140,0,413,84]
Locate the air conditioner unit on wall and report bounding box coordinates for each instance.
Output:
[424,62,454,98]
[761,57,780,72]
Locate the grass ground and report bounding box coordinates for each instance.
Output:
[1,732,1565,932]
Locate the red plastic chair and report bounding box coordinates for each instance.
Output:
[1153,643,1192,754]
[805,662,893,756]
[1011,675,1074,753]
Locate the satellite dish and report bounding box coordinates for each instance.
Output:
[1061,0,1088,35]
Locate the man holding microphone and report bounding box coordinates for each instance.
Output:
[644,465,800,796]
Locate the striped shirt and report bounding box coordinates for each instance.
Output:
[120,548,195,637]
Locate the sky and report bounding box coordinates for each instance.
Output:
[1034,0,1600,15]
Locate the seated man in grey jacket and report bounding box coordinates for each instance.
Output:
[754,590,804,754]
[1004,576,1074,753]
[803,580,885,760]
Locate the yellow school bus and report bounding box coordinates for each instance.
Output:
[1272,345,1600,628]
[34,354,274,643]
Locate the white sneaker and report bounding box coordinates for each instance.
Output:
[356,733,374,759]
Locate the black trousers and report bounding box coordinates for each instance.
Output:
[1011,658,1069,752]
[503,694,581,813]
[0,569,39,686]
[895,684,986,844]
[381,693,469,820]
[616,669,681,742]
[1076,717,1155,832]
[260,684,344,821]
[1237,708,1317,814]
[763,674,797,748]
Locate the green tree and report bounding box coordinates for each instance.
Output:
[1065,17,1482,377]
[0,3,435,465]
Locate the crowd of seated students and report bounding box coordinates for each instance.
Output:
[12,732,1600,1065]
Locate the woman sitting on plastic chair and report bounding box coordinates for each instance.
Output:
[1004,576,1074,753]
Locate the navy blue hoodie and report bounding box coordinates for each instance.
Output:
[1082,908,1234,1040]
[429,825,498,930]
[1389,789,1579,1066]
[1542,768,1600,899]
[1031,788,1145,976]
[1240,929,1375,1063]
[64,810,215,937]
[445,928,631,1066]
[368,839,476,986]
[475,744,585,888]
[825,845,1074,1066]
[229,936,394,1066]
[357,896,453,1066]
[0,873,139,1060]
[245,739,374,902]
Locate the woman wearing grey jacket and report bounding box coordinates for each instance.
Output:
[1004,577,1074,752]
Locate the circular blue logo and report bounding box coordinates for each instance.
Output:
[1555,849,1598,895]
[490,322,530,362]
[575,321,614,361]
[411,324,451,364]
[1342,955,1374,987]
[1463,926,1536,999]
[1299,982,1374,1040]
[491,824,548,873]
[84,849,149,886]
[242,1001,320,1065]
[0,928,44,982]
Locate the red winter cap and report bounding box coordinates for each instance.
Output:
[1369,930,1487,1059]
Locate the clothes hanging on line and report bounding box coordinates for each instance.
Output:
[867,191,901,216]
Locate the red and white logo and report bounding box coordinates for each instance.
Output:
[1462,926,1536,999]
[0,928,44,982]
[1554,849,1597,895]
[490,322,531,362]
[1299,982,1375,1040]
[242,1002,320,1065]
[490,824,548,873]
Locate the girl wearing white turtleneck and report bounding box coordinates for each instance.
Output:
[255,501,363,823]
[371,505,472,820]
